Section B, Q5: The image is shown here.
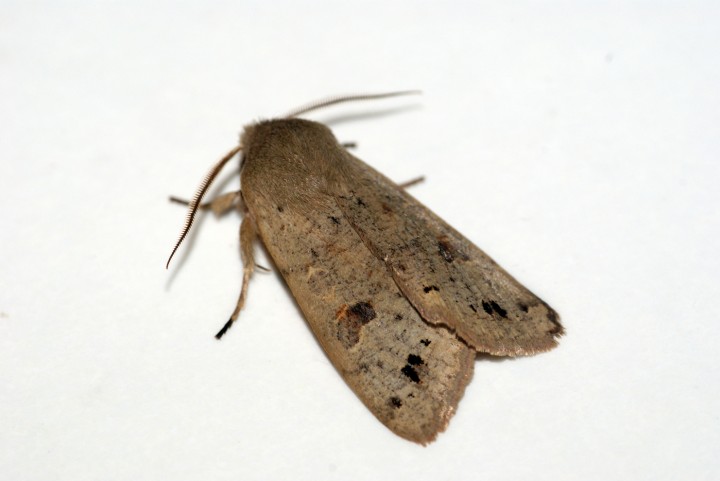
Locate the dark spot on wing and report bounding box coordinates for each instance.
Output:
[394,313,403,321]
[390,397,403,408]
[401,365,420,383]
[482,300,508,318]
[423,285,439,293]
[356,198,367,207]
[336,301,377,348]
[482,300,493,315]
[277,206,284,212]
[420,339,431,346]
[490,300,507,318]
[349,302,376,323]
[310,248,318,258]
[407,354,424,366]
[328,216,341,225]
[518,302,529,312]
[469,304,477,313]
[381,202,393,214]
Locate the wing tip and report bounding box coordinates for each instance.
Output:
[387,345,475,445]
[457,306,564,357]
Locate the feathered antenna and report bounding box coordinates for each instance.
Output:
[166,144,243,268]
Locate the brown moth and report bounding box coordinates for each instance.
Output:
[167,92,563,444]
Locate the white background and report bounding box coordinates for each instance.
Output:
[1,2,718,480]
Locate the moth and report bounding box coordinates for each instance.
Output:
[167,92,563,444]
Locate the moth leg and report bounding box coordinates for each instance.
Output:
[169,191,242,216]
[397,176,425,189]
[215,211,258,339]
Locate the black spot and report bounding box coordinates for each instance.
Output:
[407,354,424,365]
[401,365,420,383]
[438,240,454,262]
[349,302,376,324]
[420,339,431,346]
[449,277,456,283]
[328,216,340,225]
[390,397,403,408]
[277,206,284,212]
[423,285,439,293]
[490,300,507,318]
[518,302,529,312]
[469,304,477,313]
[310,248,318,258]
[394,313,403,321]
[359,363,369,373]
[482,300,493,315]
[356,198,367,207]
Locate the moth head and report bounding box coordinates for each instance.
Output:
[167,91,420,269]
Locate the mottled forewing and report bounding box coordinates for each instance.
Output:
[242,173,474,444]
[334,153,563,356]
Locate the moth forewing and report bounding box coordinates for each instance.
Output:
[239,119,480,443]
[170,94,562,444]
[334,153,563,356]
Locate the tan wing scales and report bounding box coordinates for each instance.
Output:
[334,153,563,356]
[240,121,475,443]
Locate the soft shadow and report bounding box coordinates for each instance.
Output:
[475,352,515,364]
[164,168,240,290]
[253,242,327,352]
